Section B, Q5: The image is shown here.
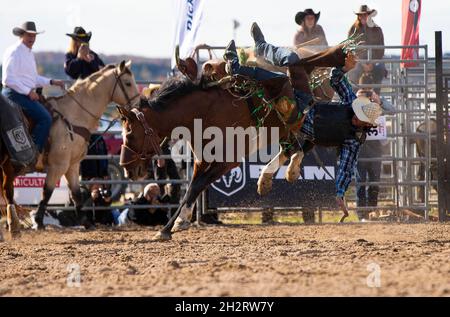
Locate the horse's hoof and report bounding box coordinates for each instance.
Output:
[257,175,273,196]
[8,223,21,235]
[81,220,96,230]
[33,214,45,230]
[152,230,172,241]
[172,219,191,232]
[33,221,45,231]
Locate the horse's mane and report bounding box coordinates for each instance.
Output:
[145,76,202,111]
[69,64,117,91]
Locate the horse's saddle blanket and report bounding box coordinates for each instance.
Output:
[0,94,37,168]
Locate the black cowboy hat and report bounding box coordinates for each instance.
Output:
[295,8,320,25]
[354,5,376,15]
[13,21,45,36]
[66,26,92,43]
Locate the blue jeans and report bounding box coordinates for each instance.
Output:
[2,87,52,152]
[229,58,287,81]
[255,42,301,67]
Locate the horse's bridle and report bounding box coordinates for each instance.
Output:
[66,67,141,124]
[119,108,163,168]
[112,69,141,109]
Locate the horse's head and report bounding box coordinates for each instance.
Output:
[118,106,162,180]
[111,60,140,108]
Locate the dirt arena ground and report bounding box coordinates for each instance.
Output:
[1,222,450,297]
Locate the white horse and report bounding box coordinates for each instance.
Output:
[24,61,139,230]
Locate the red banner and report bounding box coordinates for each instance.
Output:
[401,0,422,68]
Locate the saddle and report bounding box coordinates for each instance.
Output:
[20,95,92,171]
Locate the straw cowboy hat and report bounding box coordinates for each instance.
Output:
[295,8,321,25]
[352,97,382,125]
[13,21,44,36]
[142,83,161,99]
[354,5,377,16]
[66,26,92,43]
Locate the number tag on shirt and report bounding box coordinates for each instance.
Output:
[366,116,387,140]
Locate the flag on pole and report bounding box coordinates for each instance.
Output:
[401,0,422,68]
[171,0,205,69]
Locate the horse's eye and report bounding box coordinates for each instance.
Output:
[125,82,132,87]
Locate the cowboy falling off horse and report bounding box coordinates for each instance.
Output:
[1,20,383,240]
[118,22,383,240]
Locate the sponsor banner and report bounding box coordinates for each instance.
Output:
[208,147,338,208]
[171,0,205,69]
[401,0,422,68]
[13,173,70,205]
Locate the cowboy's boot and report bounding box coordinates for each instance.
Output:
[250,22,265,47]
[223,40,238,62]
[223,40,238,75]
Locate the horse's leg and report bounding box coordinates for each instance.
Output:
[65,163,93,229]
[285,140,315,183]
[257,147,288,196]
[285,151,304,183]
[172,161,209,232]
[2,162,21,234]
[154,162,238,241]
[34,166,65,229]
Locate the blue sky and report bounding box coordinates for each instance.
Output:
[0,0,449,59]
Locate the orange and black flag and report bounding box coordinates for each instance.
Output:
[401,0,422,68]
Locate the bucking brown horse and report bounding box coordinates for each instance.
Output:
[118,44,348,241]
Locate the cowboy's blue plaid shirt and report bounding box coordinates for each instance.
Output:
[300,67,359,198]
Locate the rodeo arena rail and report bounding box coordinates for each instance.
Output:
[8,39,450,224]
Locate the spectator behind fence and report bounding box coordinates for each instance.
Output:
[355,73,394,221]
[293,8,328,47]
[347,5,386,88]
[90,184,116,225]
[64,27,105,80]
[118,183,169,227]
[34,183,117,227]
[63,27,109,183]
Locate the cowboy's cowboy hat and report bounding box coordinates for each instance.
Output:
[66,26,92,43]
[142,83,161,99]
[13,21,44,36]
[354,5,377,16]
[295,9,321,25]
[352,97,382,125]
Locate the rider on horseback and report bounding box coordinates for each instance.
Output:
[1,22,65,172]
[224,22,383,217]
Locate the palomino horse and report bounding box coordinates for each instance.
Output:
[0,61,139,234]
[119,44,349,240]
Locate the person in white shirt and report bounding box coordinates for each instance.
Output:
[1,21,64,171]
